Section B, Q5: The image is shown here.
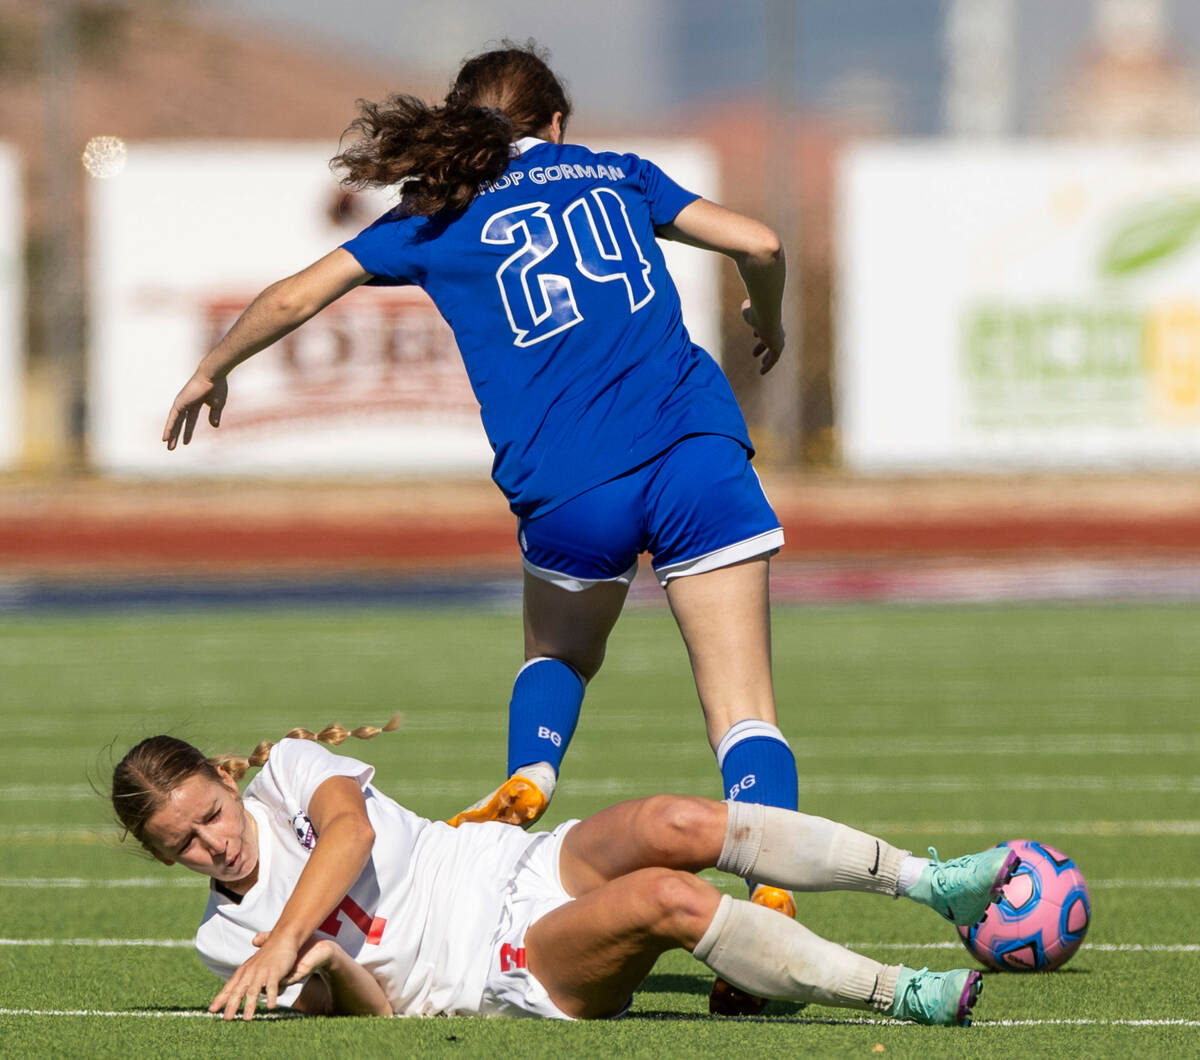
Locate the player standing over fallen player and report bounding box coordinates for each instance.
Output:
[164,41,794,1012]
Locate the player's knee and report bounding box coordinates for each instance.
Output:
[639,869,720,946]
[524,646,603,682]
[638,795,724,864]
[573,645,605,681]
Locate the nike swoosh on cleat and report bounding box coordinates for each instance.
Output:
[868,840,880,876]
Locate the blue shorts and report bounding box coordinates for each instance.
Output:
[517,434,784,591]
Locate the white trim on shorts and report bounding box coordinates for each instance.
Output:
[521,555,640,593]
[653,527,785,587]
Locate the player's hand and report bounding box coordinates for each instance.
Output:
[281,937,342,985]
[209,929,300,1021]
[163,370,228,450]
[742,299,785,375]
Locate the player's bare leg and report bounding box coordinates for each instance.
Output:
[521,570,629,681]
[447,572,628,828]
[524,867,982,1025]
[557,795,726,897]
[663,556,776,745]
[526,867,719,1018]
[664,555,796,1013]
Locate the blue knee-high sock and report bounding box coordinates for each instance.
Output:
[717,720,799,894]
[507,657,585,777]
[716,719,799,812]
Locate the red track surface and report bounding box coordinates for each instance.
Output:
[0,519,513,567]
[2,474,1197,571]
[2,514,1199,570]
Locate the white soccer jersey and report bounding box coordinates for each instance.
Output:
[194,738,548,1016]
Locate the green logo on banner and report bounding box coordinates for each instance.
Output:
[961,303,1146,427]
[1098,197,1200,278]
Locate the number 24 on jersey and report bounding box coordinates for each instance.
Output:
[482,188,656,348]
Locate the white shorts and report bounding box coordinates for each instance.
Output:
[477,820,578,1020]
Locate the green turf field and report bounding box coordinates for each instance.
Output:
[2,601,1198,1057]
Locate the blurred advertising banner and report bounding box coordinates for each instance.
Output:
[838,144,1200,470]
[0,145,20,471]
[88,140,717,477]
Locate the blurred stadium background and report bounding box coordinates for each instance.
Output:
[1,0,1199,606]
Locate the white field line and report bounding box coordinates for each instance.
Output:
[8,875,1199,891]
[840,942,1200,953]
[857,820,1200,837]
[8,774,1199,800]
[0,877,201,889]
[0,1008,295,1020]
[0,938,192,947]
[791,776,1200,795]
[707,872,1200,897]
[774,734,1200,759]
[975,1019,1200,1028]
[14,733,1200,765]
[2,938,1196,954]
[1090,878,1200,889]
[774,1017,1200,1027]
[1,785,99,800]
[1,827,116,842]
[8,819,1200,843]
[0,1008,1193,1027]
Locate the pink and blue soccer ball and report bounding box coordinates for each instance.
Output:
[958,840,1091,972]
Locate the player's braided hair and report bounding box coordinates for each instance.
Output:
[332,39,571,216]
[110,715,401,846]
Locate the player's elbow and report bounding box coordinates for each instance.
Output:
[344,816,377,868]
[348,817,377,851]
[325,810,376,854]
[741,228,783,270]
[261,277,320,322]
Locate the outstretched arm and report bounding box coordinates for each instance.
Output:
[163,248,371,449]
[657,199,786,374]
[285,938,393,1017]
[210,774,377,1021]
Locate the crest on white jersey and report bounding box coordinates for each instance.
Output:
[291,811,316,850]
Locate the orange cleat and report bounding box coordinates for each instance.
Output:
[750,883,797,918]
[445,762,555,829]
[708,884,796,1016]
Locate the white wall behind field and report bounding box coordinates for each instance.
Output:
[0,145,21,472]
[837,142,1200,471]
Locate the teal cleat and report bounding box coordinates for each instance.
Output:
[906,846,1021,926]
[888,966,982,1026]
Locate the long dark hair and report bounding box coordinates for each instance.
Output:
[332,40,571,216]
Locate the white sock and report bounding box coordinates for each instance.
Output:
[693,894,899,1012]
[897,855,931,895]
[716,800,906,895]
[513,761,557,801]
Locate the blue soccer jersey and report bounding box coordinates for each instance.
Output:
[342,137,754,518]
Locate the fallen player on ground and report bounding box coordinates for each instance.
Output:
[110,723,1017,1024]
